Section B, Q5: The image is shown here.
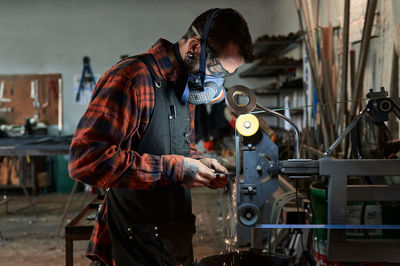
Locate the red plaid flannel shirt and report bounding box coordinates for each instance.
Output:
[68,39,204,265]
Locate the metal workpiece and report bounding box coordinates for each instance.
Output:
[324,107,369,157]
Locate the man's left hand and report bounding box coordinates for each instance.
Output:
[199,158,227,172]
[199,158,229,189]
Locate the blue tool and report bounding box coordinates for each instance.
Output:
[76,56,96,102]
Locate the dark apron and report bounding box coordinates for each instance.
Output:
[107,54,195,266]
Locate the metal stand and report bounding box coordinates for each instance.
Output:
[55,180,79,237]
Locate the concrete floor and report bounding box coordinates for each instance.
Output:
[0,187,229,265]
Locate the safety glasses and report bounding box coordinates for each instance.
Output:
[206,46,232,77]
[191,26,234,77]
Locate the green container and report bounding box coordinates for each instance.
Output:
[55,155,76,194]
[382,203,400,239]
[310,183,328,240]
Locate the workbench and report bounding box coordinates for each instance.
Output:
[0,135,71,156]
[0,135,71,214]
[65,195,103,266]
[0,135,70,189]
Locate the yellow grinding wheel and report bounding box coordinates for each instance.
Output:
[236,114,259,136]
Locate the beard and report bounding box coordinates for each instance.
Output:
[183,56,200,73]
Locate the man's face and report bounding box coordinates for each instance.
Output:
[207,42,244,76]
[185,39,244,76]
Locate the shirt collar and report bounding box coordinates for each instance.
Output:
[147,38,184,82]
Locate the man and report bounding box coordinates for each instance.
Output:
[69,8,254,266]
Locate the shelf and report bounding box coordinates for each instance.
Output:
[239,63,301,78]
[254,40,302,59]
[253,31,303,58]
[256,108,304,116]
[254,87,303,96]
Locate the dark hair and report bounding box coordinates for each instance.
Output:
[183,8,255,63]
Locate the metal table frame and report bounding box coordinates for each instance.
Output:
[321,158,400,262]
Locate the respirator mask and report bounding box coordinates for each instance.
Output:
[181,8,230,105]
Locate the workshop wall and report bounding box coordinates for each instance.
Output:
[0,0,287,135]
[224,0,302,88]
[2,1,396,136]
[319,0,400,139]
[317,0,400,95]
[255,0,400,138]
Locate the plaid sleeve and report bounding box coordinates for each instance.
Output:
[68,72,184,189]
[188,104,204,159]
[86,199,114,265]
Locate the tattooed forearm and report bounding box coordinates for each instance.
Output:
[183,160,199,185]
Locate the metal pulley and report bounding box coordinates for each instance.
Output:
[236,114,259,136]
[238,203,261,227]
[225,85,256,115]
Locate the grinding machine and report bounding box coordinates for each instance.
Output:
[215,85,400,263]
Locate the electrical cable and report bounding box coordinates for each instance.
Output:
[274,195,298,225]
[295,179,306,252]
[270,191,296,224]
[270,191,296,252]
[294,181,316,265]
[269,194,296,252]
[272,195,297,252]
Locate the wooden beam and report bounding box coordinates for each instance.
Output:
[298,0,332,148]
[350,0,378,119]
[389,46,399,137]
[336,0,350,133]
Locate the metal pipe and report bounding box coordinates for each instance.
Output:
[58,78,63,134]
[255,103,300,159]
[235,129,241,186]
[324,107,368,157]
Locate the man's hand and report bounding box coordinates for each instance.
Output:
[207,175,229,189]
[199,158,229,189]
[182,157,216,189]
[199,158,228,173]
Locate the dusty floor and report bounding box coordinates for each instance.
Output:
[0,187,229,266]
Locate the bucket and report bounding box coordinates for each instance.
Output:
[198,251,290,266]
[312,240,342,266]
[310,183,327,241]
[55,155,78,194]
